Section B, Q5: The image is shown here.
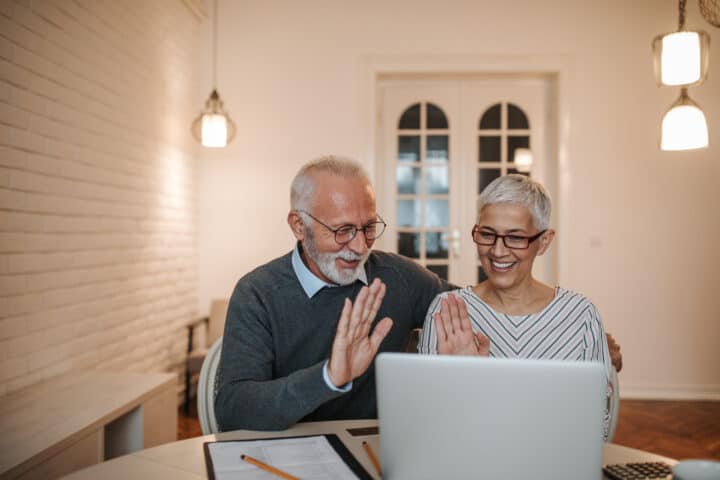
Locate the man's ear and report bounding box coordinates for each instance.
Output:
[536,229,555,256]
[287,211,306,241]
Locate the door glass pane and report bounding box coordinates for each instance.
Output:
[397,199,420,227]
[425,166,449,194]
[427,103,448,129]
[399,103,421,129]
[398,232,420,258]
[397,166,421,194]
[426,135,449,163]
[427,264,448,280]
[426,232,449,258]
[477,266,488,282]
[508,103,529,129]
[398,135,420,162]
[479,103,501,129]
[508,136,530,164]
[424,199,449,228]
[478,168,501,194]
[479,136,501,162]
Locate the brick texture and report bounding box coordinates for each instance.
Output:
[0,0,201,399]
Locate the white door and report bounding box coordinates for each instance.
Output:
[376,76,555,287]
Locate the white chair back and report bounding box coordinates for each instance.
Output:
[606,367,621,442]
[198,337,223,435]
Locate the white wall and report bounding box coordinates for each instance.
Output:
[0,0,202,396]
[198,0,720,398]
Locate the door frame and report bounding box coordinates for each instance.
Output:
[360,55,572,285]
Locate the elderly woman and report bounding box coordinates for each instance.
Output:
[418,174,612,438]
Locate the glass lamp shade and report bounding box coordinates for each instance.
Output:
[513,148,533,173]
[661,88,709,151]
[191,89,236,148]
[652,31,710,86]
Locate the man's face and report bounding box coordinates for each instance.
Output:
[293,173,378,285]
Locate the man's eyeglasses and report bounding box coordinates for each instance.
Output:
[298,210,387,245]
[471,226,546,250]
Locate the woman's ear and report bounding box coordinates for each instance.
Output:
[536,229,555,256]
[287,211,306,241]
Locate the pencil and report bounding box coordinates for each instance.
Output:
[362,440,382,476]
[240,454,300,480]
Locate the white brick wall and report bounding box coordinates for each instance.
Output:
[0,0,202,398]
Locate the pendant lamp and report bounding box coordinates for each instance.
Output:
[513,148,533,173]
[191,0,236,148]
[661,88,709,151]
[653,0,710,151]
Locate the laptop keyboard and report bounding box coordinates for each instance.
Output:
[603,462,673,479]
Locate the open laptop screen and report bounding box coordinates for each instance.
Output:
[376,353,606,480]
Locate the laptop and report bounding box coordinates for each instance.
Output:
[375,353,606,480]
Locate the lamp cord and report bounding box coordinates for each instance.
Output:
[678,0,686,29]
[213,0,218,90]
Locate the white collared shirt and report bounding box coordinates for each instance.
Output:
[290,243,368,392]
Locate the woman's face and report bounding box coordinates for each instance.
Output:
[475,203,553,291]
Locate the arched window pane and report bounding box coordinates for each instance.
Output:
[426,135,448,163]
[399,103,421,129]
[479,103,501,129]
[508,103,529,129]
[425,166,449,194]
[427,103,448,129]
[478,168,501,194]
[424,199,449,228]
[479,136,501,162]
[398,135,420,162]
[507,136,530,164]
[427,265,448,280]
[477,267,487,282]
[397,199,420,227]
[398,232,420,258]
[396,166,421,194]
[426,232,449,259]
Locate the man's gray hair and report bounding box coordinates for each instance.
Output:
[290,155,370,211]
[477,174,552,230]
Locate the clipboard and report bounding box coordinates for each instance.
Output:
[203,434,373,479]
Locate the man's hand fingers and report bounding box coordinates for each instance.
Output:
[369,317,393,351]
[358,281,385,339]
[348,285,370,338]
[335,298,352,339]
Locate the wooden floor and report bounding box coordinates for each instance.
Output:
[178,399,720,461]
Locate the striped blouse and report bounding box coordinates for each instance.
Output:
[418,286,612,438]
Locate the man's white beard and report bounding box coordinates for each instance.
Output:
[304,227,369,285]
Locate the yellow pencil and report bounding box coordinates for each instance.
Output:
[240,454,299,480]
[362,440,382,476]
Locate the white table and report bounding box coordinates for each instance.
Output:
[62,419,676,479]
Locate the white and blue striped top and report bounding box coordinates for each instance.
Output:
[418,286,612,438]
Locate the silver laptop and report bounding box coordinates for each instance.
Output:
[375,353,606,480]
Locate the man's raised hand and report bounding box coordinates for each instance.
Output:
[327,278,393,387]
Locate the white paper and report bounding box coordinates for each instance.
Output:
[207,435,362,480]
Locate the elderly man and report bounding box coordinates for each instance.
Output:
[215,156,622,431]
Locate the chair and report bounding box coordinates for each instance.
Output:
[607,367,621,442]
[185,299,228,413]
[198,337,223,434]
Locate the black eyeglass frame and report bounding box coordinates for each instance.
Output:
[297,210,387,245]
[471,225,547,250]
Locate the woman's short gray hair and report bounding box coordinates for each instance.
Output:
[477,174,552,230]
[290,155,370,212]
